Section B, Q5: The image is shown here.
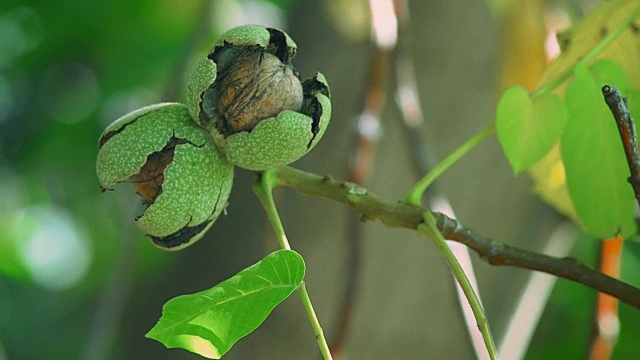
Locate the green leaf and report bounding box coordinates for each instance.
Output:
[560,64,637,238]
[627,88,640,123]
[496,86,568,174]
[146,250,305,359]
[589,58,631,94]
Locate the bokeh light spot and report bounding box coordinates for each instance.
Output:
[16,206,92,291]
[37,63,101,124]
[0,7,43,70]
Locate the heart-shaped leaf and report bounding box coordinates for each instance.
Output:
[146,250,305,359]
[496,86,568,174]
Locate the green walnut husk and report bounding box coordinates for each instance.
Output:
[96,103,234,250]
[187,24,331,171]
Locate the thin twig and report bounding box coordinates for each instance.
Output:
[435,213,637,307]
[405,123,495,205]
[331,2,395,356]
[273,166,640,309]
[334,43,387,359]
[602,84,640,207]
[334,47,386,360]
[392,0,432,179]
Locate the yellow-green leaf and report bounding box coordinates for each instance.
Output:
[496,86,567,174]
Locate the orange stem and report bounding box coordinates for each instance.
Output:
[589,234,623,360]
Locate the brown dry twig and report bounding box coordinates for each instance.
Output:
[602,84,640,207]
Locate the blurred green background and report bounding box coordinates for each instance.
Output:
[1,0,639,359]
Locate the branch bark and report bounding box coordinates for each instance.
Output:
[273,165,640,309]
[602,84,640,207]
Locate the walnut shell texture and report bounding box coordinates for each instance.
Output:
[216,50,303,133]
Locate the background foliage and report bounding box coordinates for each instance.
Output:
[1,0,640,359]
